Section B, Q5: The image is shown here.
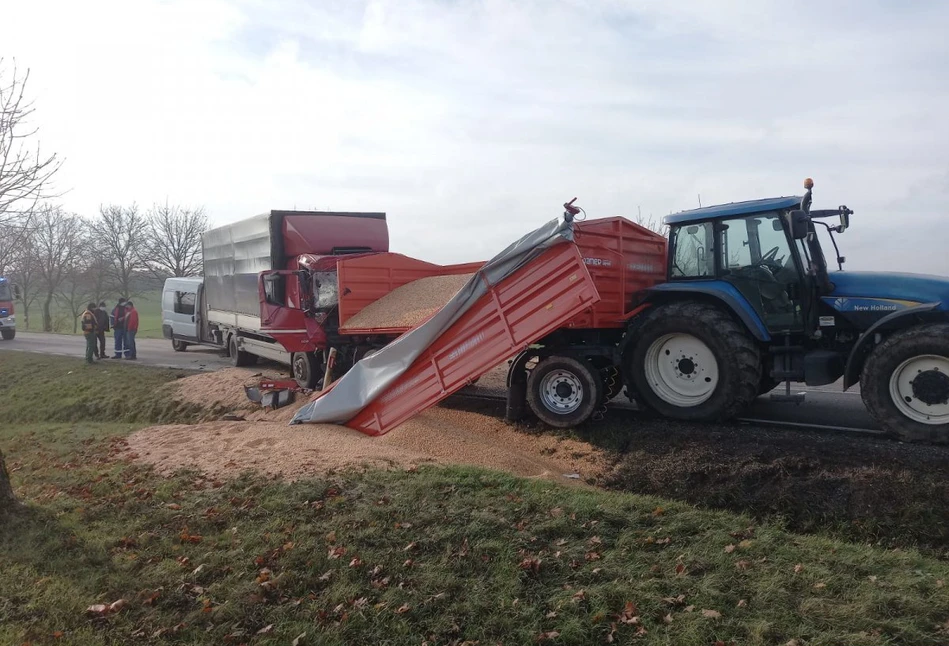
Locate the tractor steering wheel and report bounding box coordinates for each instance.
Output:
[755,246,784,274]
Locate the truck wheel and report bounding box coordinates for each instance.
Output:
[628,302,761,422]
[0,328,14,341]
[292,352,320,389]
[526,356,603,428]
[171,338,188,352]
[861,324,949,444]
[229,336,255,368]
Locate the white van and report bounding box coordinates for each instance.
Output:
[161,277,207,352]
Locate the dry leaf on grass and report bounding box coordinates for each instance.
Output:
[292,633,306,646]
[724,544,736,553]
[702,609,722,619]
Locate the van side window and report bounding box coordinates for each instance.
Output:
[174,291,196,315]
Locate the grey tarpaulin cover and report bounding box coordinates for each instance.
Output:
[291,216,574,425]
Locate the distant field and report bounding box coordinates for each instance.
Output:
[18,289,164,339]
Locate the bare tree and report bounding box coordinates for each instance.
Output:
[33,204,85,332]
[635,207,668,238]
[91,204,148,297]
[0,59,61,226]
[8,220,40,329]
[145,202,207,277]
[57,251,96,334]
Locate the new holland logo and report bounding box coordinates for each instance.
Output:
[833,297,849,310]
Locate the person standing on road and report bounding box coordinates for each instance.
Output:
[112,298,127,358]
[93,301,110,359]
[124,300,139,360]
[80,302,98,365]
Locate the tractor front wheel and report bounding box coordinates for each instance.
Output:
[861,324,949,444]
[628,302,761,422]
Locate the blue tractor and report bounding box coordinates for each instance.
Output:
[622,178,949,443]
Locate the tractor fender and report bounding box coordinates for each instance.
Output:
[631,282,771,343]
[842,302,945,390]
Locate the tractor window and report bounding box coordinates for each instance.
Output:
[670,223,714,278]
[719,212,802,332]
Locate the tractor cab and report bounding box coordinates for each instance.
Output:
[662,179,851,340]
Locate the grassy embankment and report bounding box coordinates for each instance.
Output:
[1,352,948,646]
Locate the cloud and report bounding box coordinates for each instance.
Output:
[2,0,948,271]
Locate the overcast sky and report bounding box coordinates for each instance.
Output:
[3,0,948,272]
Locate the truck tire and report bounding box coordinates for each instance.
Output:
[757,375,779,396]
[627,301,761,422]
[526,356,603,428]
[171,338,188,352]
[860,323,949,444]
[0,328,14,341]
[228,336,256,368]
[291,352,320,390]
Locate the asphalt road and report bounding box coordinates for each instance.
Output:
[1,331,879,432]
[0,331,235,372]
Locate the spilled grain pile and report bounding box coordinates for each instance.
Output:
[340,273,473,331]
[168,367,290,415]
[128,368,605,483]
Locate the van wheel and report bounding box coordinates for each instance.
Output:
[229,336,255,367]
[292,352,320,389]
[171,338,189,352]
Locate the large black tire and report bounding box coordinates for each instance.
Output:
[0,328,13,341]
[228,335,256,368]
[171,338,189,352]
[860,323,949,444]
[292,352,320,390]
[526,356,603,428]
[627,301,761,422]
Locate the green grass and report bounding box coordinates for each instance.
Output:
[2,356,949,645]
[0,352,202,424]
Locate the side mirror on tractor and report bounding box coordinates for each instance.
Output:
[788,210,809,240]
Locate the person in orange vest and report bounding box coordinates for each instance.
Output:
[124,300,139,360]
[80,302,98,364]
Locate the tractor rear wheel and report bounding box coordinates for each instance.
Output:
[526,356,603,428]
[861,323,949,444]
[628,301,761,422]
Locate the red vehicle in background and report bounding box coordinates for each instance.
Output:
[0,277,17,341]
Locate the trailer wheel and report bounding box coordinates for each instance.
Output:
[292,352,320,390]
[861,323,949,444]
[627,301,760,422]
[171,338,189,352]
[229,336,255,368]
[526,356,603,428]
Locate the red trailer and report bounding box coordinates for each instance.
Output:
[255,206,667,434]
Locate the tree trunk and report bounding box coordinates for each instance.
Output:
[0,448,19,513]
[43,293,53,332]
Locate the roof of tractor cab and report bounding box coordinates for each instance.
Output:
[663,195,802,226]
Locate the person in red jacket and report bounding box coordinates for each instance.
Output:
[124,300,139,360]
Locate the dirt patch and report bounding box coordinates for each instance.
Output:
[127,402,605,483]
[340,273,473,330]
[599,415,949,551]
